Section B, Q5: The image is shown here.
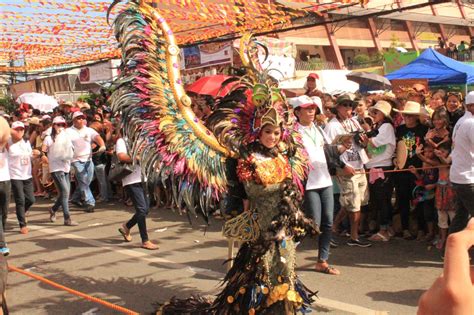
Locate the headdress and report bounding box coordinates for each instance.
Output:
[108,0,307,221]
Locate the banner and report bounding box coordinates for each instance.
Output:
[182,42,232,70]
[79,61,114,84]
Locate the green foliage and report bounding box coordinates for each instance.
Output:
[0,96,16,113]
[353,54,371,65]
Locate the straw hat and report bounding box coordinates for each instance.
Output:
[392,101,421,115]
[27,117,40,126]
[369,100,392,119]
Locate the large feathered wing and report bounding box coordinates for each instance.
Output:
[108,0,230,220]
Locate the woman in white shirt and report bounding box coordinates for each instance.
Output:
[116,135,158,250]
[42,116,78,226]
[8,121,35,235]
[361,101,396,242]
[293,95,340,275]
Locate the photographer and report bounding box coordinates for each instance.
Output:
[325,94,371,248]
[361,101,396,242]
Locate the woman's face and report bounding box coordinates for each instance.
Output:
[429,94,445,110]
[424,146,435,159]
[355,102,366,116]
[295,105,317,125]
[336,103,353,120]
[259,124,281,149]
[370,109,385,124]
[54,123,66,133]
[11,128,25,141]
[446,95,461,112]
[432,116,446,130]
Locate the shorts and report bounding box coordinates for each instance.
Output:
[336,172,368,212]
[437,210,456,229]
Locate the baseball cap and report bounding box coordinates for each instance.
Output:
[11,121,25,129]
[465,91,474,105]
[307,73,319,80]
[41,115,52,121]
[289,95,317,109]
[52,116,66,125]
[72,111,86,120]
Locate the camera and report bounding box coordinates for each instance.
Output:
[352,129,379,147]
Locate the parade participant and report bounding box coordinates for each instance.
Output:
[42,116,78,226]
[7,121,35,235]
[116,132,158,250]
[325,94,371,247]
[109,1,318,311]
[67,111,105,213]
[449,91,474,234]
[293,95,340,275]
[362,101,396,242]
[393,101,429,240]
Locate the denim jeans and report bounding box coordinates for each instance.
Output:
[11,178,35,228]
[71,160,95,207]
[125,183,150,242]
[0,181,10,247]
[51,172,71,220]
[94,163,111,201]
[449,183,474,234]
[304,185,334,261]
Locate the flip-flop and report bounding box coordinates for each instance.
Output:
[315,266,340,275]
[141,242,159,250]
[369,232,389,242]
[118,227,132,242]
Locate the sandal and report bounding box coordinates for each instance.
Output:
[315,265,340,275]
[141,241,159,250]
[118,226,132,242]
[369,232,390,242]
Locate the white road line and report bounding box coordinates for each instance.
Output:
[22,223,384,314]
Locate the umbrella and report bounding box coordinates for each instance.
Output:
[346,71,392,90]
[185,75,238,97]
[16,92,59,113]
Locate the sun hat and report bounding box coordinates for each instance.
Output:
[52,116,66,125]
[11,121,25,129]
[72,111,86,120]
[61,101,73,107]
[28,117,40,125]
[393,101,422,115]
[369,100,392,119]
[335,93,356,107]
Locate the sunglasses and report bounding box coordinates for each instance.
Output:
[339,102,353,107]
[74,116,85,120]
[54,123,66,127]
[446,92,463,100]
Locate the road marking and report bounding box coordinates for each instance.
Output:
[21,223,384,314]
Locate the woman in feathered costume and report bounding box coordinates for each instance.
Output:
[108,1,318,313]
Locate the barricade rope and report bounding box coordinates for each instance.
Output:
[8,265,139,315]
[356,164,449,175]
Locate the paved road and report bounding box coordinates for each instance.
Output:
[5,199,444,314]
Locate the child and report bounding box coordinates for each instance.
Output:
[425,108,450,149]
[411,143,439,242]
[433,142,456,250]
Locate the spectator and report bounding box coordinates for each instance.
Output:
[304,73,323,97]
[293,95,340,274]
[67,111,105,213]
[425,108,450,149]
[437,37,445,49]
[427,90,446,111]
[448,91,474,234]
[325,94,371,248]
[42,116,78,226]
[445,92,465,129]
[363,101,396,242]
[0,128,9,256]
[7,121,35,235]
[116,135,159,250]
[89,119,112,203]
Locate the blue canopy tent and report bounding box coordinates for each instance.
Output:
[386,48,474,86]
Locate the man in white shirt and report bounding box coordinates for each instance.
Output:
[449,91,474,233]
[325,94,371,248]
[67,111,105,212]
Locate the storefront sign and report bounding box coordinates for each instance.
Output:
[182,42,232,70]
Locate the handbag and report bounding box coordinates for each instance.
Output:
[315,126,345,175]
[108,154,133,182]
